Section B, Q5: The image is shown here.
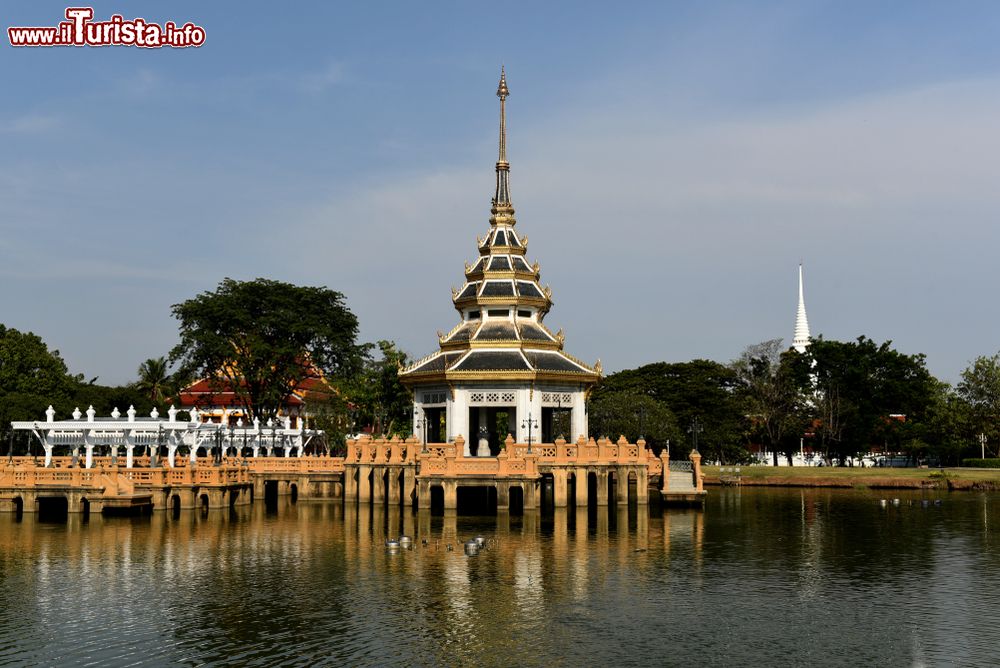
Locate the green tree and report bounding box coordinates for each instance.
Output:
[0,325,81,453]
[585,391,678,453]
[957,353,1000,456]
[169,278,363,422]
[905,381,972,466]
[0,324,79,425]
[345,340,413,437]
[134,356,173,404]
[732,339,810,466]
[591,360,747,463]
[802,336,936,463]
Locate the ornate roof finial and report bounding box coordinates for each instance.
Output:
[793,263,811,353]
[492,66,515,221]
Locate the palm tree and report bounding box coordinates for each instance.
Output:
[136,357,172,404]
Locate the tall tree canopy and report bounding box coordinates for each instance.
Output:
[591,360,745,462]
[957,353,1000,455]
[801,336,936,462]
[347,340,412,437]
[0,325,79,433]
[732,339,810,465]
[585,391,678,454]
[134,356,174,404]
[170,278,363,422]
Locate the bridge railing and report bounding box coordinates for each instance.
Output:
[344,436,422,465]
[412,435,663,477]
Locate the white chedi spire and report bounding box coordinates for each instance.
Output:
[792,263,811,353]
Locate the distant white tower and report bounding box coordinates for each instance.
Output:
[792,263,811,353]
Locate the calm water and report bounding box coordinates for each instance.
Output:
[0,489,998,667]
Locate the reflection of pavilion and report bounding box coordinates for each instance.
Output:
[399,69,599,453]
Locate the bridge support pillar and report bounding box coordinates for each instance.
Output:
[388,467,401,505]
[524,481,538,510]
[575,468,588,507]
[636,468,649,504]
[616,468,629,505]
[596,472,609,506]
[415,478,429,510]
[403,467,416,507]
[371,466,386,505]
[357,465,371,503]
[343,466,357,502]
[497,482,509,511]
[443,480,457,510]
[552,470,568,507]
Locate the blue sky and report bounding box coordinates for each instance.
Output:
[3,1,1000,385]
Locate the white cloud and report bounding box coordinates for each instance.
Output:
[1,114,60,134]
[267,76,1000,381]
[299,61,347,94]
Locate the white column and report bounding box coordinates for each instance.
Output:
[83,428,95,468]
[572,388,587,442]
[167,432,178,467]
[125,429,135,469]
[42,428,54,467]
[451,388,469,448]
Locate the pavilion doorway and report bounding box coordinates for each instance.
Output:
[468,407,517,455]
[542,406,572,443]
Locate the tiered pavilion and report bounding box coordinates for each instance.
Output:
[399,69,600,454]
[3,71,706,516]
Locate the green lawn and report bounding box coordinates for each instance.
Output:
[704,465,1000,482]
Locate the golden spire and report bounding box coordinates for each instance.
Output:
[492,66,514,222]
[497,66,509,164]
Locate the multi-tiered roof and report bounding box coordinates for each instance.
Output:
[400,70,600,385]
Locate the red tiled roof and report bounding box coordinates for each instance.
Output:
[177,363,333,409]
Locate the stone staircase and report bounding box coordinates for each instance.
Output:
[668,469,696,491]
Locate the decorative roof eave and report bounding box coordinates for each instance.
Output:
[439,320,480,343]
[466,339,523,348]
[472,339,560,350]
[464,268,540,281]
[479,245,527,257]
[452,295,553,309]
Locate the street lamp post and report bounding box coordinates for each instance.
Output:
[152,425,162,468]
[688,417,703,454]
[635,405,647,441]
[522,413,538,454]
[414,408,428,454]
[214,426,222,466]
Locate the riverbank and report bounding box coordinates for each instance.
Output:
[703,465,1000,490]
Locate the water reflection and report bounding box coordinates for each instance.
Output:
[0,489,996,666]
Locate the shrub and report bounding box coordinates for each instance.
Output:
[960,458,1000,468]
